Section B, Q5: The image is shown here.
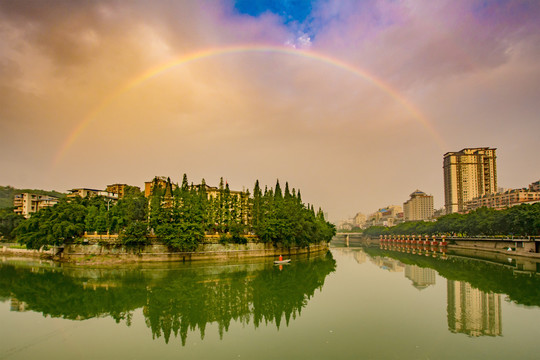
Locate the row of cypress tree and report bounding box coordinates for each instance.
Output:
[145,175,335,250]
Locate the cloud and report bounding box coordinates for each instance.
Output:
[311,0,540,88]
[0,0,539,221]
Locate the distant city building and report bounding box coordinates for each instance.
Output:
[447,280,502,337]
[404,265,436,290]
[367,205,403,227]
[443,147,497,214]
[13,193,59,218]
[106,184,140,199]
[466,187,540,211]
[337,212,366,230]
[530,180,540,192]
[337,221,354,231]
[403,190,434,221]
[433,207,446,218]
[144,176,177,197]
[353,212,367,228]
[67,188,118,200]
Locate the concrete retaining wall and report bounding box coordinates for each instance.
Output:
[1,245,53,258]
[452,239,536,253]
[63,242,329,263]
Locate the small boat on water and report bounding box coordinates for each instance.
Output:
[274,259,291,265]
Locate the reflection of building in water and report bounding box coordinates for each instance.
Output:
[404,265,436,290]
[447,280,502,337]
[371,257,404,272]
[10,298,28,312]
[354,251,367,264]
[82,281,118,291]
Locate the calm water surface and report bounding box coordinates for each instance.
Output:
[1,246,540,359]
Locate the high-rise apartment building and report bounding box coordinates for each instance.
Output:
[403,190,434,221]
[443,147,497,214]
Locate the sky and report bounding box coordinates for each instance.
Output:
[1,0,539,222]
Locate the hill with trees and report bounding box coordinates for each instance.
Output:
[0,185,65,209]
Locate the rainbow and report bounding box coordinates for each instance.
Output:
[54,45,446,165]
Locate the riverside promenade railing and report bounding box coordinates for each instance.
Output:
[79,232,259,244]
[334,233,539,257]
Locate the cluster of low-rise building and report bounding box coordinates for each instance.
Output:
[143,176,246,200]
[13,184,132,218]
[338,147,539,230]
[12,176,251,219]
[13,193,60,219]
[465,185,540,212]
[338,191,435,230]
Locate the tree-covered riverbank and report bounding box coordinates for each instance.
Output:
[362,203,540,237]
[11,176,335,250]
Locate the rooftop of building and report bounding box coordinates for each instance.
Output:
[475,188,540,198]
[14,193,59,199]
[409,189,431,197]
[443,147,497,156]
[68,188,104,192]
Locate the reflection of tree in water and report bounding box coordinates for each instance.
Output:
[0,263,147,323]
[362,246,540,307]
[0,253,336,345]
[143,253,336,344]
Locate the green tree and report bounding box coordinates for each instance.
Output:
[16,198,87,249]
[120,221,149,245]
[0,208,25,240]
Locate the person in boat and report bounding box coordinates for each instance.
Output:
[279,254,283,261]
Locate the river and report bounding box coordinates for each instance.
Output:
[1,245,540,359]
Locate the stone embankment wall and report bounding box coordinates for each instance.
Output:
[450,238,537,254]
[79,233,260,243]
[62,241,329,263]
[1,245,54,258]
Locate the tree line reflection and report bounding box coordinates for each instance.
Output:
[0,253,336,345]
[343,246,540,337]
[361,246,540,308]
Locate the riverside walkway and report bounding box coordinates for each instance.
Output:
[333,233,540,258]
